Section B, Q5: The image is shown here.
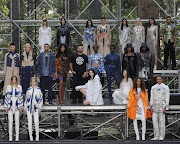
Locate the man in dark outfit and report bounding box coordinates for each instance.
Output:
[70,44,88,103]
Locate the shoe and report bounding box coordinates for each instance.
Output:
[154,66,157,70]
[159,137,164,140]
[172,67,177,70]
[71,99,77,104]
[164,66,168,70]
[151,137,159,140]
[49,101,52,105]
[78,99,83,104]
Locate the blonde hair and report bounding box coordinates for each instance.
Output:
[42,18,48,26]
[23,43,32,55]
[30,77,38,86]
[136,18,142,26]
[10,76,18,88]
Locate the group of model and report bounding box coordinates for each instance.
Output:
[2,15,175,141]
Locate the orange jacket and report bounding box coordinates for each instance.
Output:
[127,87,152,120]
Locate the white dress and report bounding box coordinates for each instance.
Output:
[119,27,131,53]
[113,78,133,104]
[39,27,52,53]
[136,88,145,120]
[133,26,144,53]
[75,75,104,105]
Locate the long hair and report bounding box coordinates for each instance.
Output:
[86,19,93,28]
[57,43,68,58]
[148,17,156,28]
[10,76,18,88]
[60,17,66,26]
[88,68,96,80]
[120,69,130,84]
[133,78,146,92]
[121,18,128,30]
[23,43,32,55]
[30,77,38,87]
[42,18,48,26]
[136,18,142,26]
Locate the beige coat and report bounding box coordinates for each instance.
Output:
[97,24,111,57]
[3,53,20,95]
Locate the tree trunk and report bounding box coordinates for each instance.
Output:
[12,0,20,53]
[90,0,102,19]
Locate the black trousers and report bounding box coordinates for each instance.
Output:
[164,40,176,69]
[72,74,87,100]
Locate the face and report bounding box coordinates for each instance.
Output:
[25,45,31,52]
[101,19,106,25]
[149,19,154,25]
[142,46,146,51]
[93,47,98,53]
[10,45,15,52]
[156,77,162,84]
[123,20,127,26]
[136,79,141,87]
[123,70,127,77]
[12,77,17,84]
[43,21,47,26]
[77,46,83,53]
[127,47,131,52]
[166,17,171,24]
[31,79,36,87]
[110,47,115,53]
[44,44,49,52]
[61,19,65,25]
[136,19,141,25]
[89,70,94,78]
[88,20,92,27]
[61,45,65,53]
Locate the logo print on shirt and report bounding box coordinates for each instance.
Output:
[76,57,84,65]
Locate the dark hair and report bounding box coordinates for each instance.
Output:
[44,43,49,46]
[86,19,93,28]
[110,44,116,49]
[60,17,66,25]
[57,43,68,58]
[156,75,162,79]
[166,16,171,19]
[10,43,15,46]
[121,18,128,30]
[88,68,96,80]
[93,45,98,49]
[133,78,146,93]
[120,69,130,83]
[78,44,83,47]
[148,17,156,27]
[101,17,106,20]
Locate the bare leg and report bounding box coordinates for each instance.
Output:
[80,88,86,97]
[61,81,66,104]
[154,54,157,67]
[83,100,90,105]
[58,81,63,104]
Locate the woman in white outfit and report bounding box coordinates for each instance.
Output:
[75,68,104,106]
[119,18,131,60]
[39,18,52,53]
[133,18,145,54]
[24,77,43,141]
[4,76,23,141]
[146,17,158,70]
[113,69,133,104]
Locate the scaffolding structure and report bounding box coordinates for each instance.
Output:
[0,0,180,94]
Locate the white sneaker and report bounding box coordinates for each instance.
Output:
[159,137,164,140]
[154,66,157,70]
[151,137,159,140]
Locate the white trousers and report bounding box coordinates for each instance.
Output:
[152,112,165,139]
[112,90,128,105]
[8,110,19,141]
[27,111,39,141]
[133,117,146,140]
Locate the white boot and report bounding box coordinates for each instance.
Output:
[151,137,159,140]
